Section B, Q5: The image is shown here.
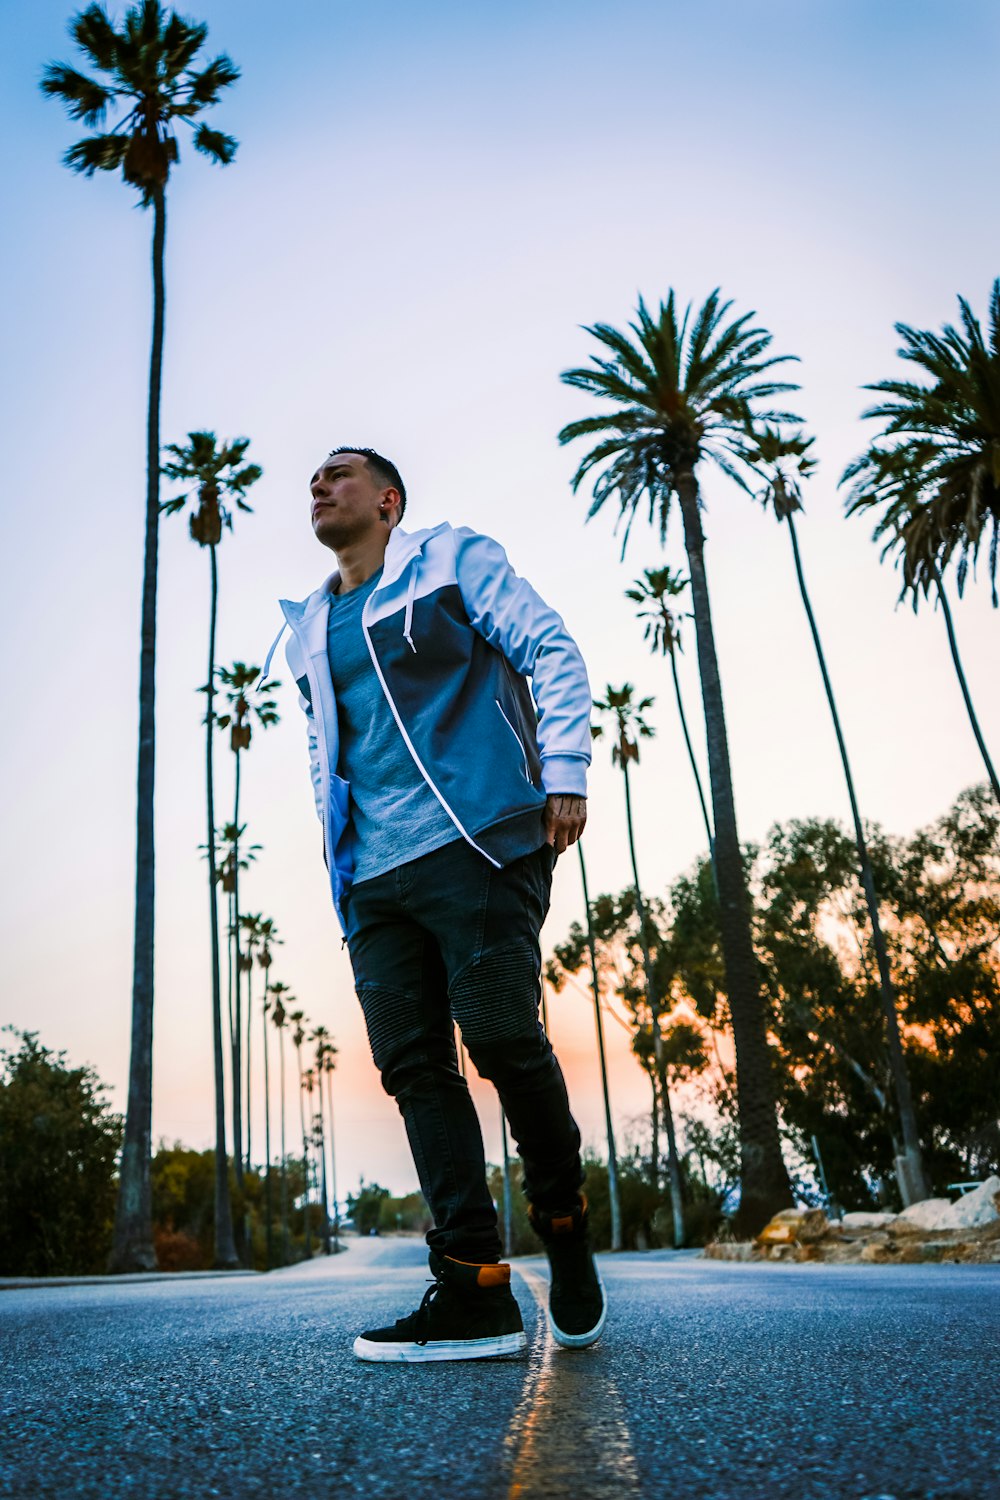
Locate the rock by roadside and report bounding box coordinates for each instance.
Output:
[704,1176,1000,1265]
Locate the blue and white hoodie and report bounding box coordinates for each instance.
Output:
[263,523,592,933]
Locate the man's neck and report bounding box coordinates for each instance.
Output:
[333,529,391,594]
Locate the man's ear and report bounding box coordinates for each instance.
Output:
[380,488,403,527]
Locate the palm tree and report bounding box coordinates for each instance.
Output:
[310,1027,333,1255]
[626,569,715,869]
[216,663,280,1175]
[316,1031,340,1251]
[290,1009,313,1258]
[269,985,292,1265]
[252,917,282,1176]
[162,433,261,1267]
[593,684,684,1246]
[749,425,929,1203]
[560,290,796,1232]
[843,282,1000,805]
[577,844,623,1251]
[238,912,262,1166]
[216,824,259,1171]
[260,986,275,1271]
[43,0,240,1274]
[302,1069,325,1250]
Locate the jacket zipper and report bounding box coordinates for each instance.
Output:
[495,699,531,782]
[361,591,501,868]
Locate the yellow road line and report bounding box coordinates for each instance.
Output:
[507,1264,643,1498]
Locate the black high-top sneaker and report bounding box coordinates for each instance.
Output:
[530,1197,607,1349]
[352,1253,527,1363]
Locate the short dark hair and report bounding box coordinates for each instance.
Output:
[327,446,407,518]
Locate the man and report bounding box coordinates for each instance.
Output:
[264,446,604,1362]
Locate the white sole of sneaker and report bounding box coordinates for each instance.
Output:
[353,1331,528,1363]
[547,1266,608,1349]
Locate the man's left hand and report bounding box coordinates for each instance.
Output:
[544,793,587,856]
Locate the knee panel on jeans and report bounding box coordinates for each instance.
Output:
[357,982,429,1076]
[449,940,540,1047]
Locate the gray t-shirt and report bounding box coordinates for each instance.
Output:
[326,567,459,881]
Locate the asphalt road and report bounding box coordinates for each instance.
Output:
[1,1237,998,1500]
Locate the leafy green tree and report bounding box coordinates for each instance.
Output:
[674,797,1000,1207]
[348,1181,390,1237]
[151,1143,312,1269]
[749,424,928,1203]
[843,282,1000,804]
[0,1032,122,1276]
[560,290,795,1232]
[42,1,240,1273]
[162,432,261,1268]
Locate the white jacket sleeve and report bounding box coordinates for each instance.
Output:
[454,528,591,796]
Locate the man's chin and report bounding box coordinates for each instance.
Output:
[312,518,350,551]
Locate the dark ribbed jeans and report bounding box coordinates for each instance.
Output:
[342,838,583,1262]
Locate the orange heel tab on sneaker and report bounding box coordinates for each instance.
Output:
[444,1256,511,1288]
[475,1263,510,1288]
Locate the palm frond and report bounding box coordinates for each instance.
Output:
[193,123,237,164]
[71,5,118,71]
[39,64,112,126]
[63,133,129,174]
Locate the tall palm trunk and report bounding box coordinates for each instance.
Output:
[314,1077,331,1255]
[245,961,253,1176]
[621,760,684,1247]
[578,844,622,1251]
[500,1107,515,1257]
[648,1068,660,1191]
[231,749,243,1185]
[933,569,1000,806]
[324,1065,339,1251]
[206,546,239,1268]
[110,187,167,1274]
[676,472,792,1233]
[668,646,716,867]
[278,1028,290,1264]
[786,512,928,1203]
[262,991,273,1271]
[295,1045,313,1258]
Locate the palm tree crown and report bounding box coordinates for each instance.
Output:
[41,0,238,202]
[842,280,1000,604]
[625,567,690,658]
[216,662,281,751]
[592,684,655,768]
[744,424,817,520]
[559,289,799,553]
[162,432,261,545]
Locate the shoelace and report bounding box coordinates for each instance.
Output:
[397,1277,442,1347]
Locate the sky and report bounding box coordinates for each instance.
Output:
[2,0,999,1203]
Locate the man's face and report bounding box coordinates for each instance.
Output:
[309,452,392,551]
